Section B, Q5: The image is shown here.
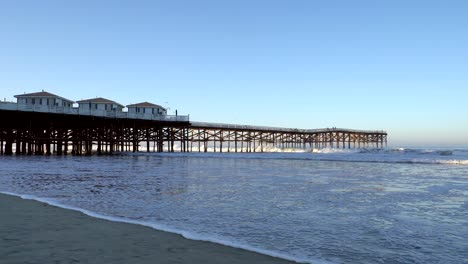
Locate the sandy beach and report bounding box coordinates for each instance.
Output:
[0,193,295,264]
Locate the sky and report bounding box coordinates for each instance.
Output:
[1,0,467,147]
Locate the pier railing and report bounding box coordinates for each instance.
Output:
[0,102,189,122]
[191,121,386,134]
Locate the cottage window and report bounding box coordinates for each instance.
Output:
[32,98,35,104]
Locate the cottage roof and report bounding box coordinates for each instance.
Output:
[76,97,124,107]
[14,91,74,103]
[126,102,166,110]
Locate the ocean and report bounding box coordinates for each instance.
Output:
[1,148,467,264]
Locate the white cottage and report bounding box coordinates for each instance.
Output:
[14,91,74,108]
[126,102,167,116]
[76,97,124,113]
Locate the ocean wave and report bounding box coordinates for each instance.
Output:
[396,148,453,156]
[430,159,468,165]
[304,158,468,165]
[123,150,468,166]
[0,191,325,264]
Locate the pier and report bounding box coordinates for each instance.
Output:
[0,91,387,155]
[188,122,386,152]
[0,107,387,155]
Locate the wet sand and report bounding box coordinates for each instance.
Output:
[0,193,295,264]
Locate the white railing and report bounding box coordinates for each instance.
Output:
[0,102,189,122]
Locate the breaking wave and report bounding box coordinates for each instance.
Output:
[124,147,468,166]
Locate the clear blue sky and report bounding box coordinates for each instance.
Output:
[1,0,467,147]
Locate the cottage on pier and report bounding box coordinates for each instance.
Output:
[14,91,74,109]
[77,97,124,112]
[126,102,167,116]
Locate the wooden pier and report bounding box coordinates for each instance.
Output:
[0,109,387,155]
[188,122,387,153]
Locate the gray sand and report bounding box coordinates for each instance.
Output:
[0,193,296,264]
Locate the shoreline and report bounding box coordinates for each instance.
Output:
[0,193,297,264]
